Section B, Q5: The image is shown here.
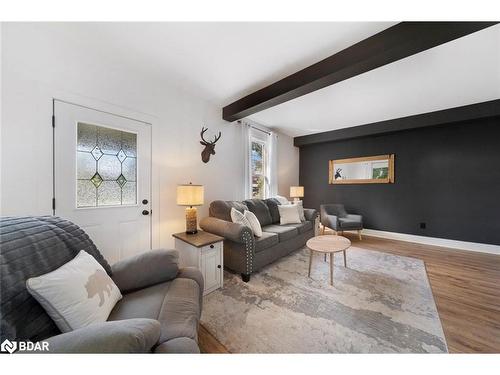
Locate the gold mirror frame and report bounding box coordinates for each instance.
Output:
[329,154,395,184]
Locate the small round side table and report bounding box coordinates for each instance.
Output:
[306,235,351,286]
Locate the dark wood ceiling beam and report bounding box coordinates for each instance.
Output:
[293,99,500,147]
[223,22,498,122]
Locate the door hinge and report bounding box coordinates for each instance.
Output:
[52,198,56,210]
[52,115,55,128]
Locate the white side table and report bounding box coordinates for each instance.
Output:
[173,230,224,295]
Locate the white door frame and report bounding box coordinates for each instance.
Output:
[51,96,160,250]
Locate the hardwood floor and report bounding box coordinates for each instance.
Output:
[198,232,500,353]
[198,324,229,353]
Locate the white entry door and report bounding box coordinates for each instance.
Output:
[54,100,152,264]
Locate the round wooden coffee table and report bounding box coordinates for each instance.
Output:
[306,235,351,286]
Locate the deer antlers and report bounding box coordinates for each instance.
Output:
[200,127,222,163]
[200,127,221,145]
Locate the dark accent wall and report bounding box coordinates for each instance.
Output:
[299,116,500,245]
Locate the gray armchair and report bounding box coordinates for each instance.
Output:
[0,216,203,353]
[320,204,363,240]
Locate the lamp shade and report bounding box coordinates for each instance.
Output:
[290,186,304,198]
[177,184,204,206]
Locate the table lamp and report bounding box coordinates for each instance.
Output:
[290,186,304,202]
[177,183,204,234]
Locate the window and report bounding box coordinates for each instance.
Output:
[250,138,267,199]
[76,122,137,207]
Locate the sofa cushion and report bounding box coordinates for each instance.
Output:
[108,281,172,321]
[255,231,279,253]
[209,200,248,222]
[43,319,161,353]
[282,221,313,234]
[109,278,201,344]
[261,225,299,242]
[339,217,362,229]
[333,204,348,218]
[244,199,273,226]
[265,198,281,224]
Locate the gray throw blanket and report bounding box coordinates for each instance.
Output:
[0,216,111,341]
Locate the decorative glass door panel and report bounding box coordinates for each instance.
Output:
[55,101,152,263]
[76,123,137,207]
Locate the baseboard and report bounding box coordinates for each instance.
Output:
[361,229,500,256]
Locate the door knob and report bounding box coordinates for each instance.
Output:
[142,199,148,205]
[142,210,150,216]
[217,265,221,269]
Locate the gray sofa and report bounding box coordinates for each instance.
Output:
[200,198,317,282]
[0,216,203,353]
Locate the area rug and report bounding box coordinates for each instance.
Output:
[201,246,448,353]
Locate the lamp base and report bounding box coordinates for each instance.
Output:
[185,207,198,235]
[293,197,301,203]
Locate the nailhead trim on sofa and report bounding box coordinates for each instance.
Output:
[241,231,253,274]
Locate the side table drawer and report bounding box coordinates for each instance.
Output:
[201,241,222,253]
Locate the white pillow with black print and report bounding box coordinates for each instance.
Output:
[26,250,122,333]
[244,210,263,237]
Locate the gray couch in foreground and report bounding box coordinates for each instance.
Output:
[200,199,317,282]
[0,216,203,353]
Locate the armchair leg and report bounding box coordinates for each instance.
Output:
[241,273,251,282]
[358,230,362,240]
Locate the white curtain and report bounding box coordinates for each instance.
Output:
[243,123,252,199]
[267,131,279,197]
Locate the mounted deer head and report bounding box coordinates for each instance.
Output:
[200,126,222,163]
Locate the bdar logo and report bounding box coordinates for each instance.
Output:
[1,339,17,354]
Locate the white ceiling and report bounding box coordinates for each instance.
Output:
[21,22,395,104]
[14,22,500,137]
[249,24,500,136]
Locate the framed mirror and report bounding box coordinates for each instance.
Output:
[329,154,394,184]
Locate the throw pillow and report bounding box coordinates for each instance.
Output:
[278,204,302,225]
[274,195,290,205]
[293,200,306,222]
[26,250,122,333]
[264,198,281,223]
[244,210,263,237]
[230,207,252,230]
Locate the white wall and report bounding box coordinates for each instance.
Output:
[0,23,300,250]
[277,132,300,198]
